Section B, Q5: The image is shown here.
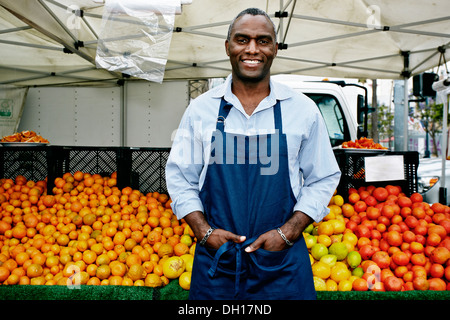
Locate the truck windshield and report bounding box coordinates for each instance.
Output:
[304,94,350,147]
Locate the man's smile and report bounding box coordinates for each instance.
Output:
[241,59,262,66]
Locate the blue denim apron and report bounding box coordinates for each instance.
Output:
[189,98,316,300]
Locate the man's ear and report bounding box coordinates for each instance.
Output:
[225,39,230,56]
[274,42,278,57]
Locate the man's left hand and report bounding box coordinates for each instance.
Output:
[244,210,313,253]
[244,229,288,252]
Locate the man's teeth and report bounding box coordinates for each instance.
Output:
[243,60,260,64]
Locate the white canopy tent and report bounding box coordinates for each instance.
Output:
[0,0,449,86]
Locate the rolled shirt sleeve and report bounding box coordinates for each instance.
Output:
[293,112,341,223]
[165,107,205,220]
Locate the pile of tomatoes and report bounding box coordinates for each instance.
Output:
[340,185,449,291]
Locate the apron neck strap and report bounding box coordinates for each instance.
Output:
[216,98,283,133]
[273,99,283,134]
[216,98,233,132]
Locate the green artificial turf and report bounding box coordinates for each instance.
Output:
[0,282,447,300]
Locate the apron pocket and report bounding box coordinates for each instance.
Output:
[245,240,310,297]
[204,242,237,274]
[249,247,291,270]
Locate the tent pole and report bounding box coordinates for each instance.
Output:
[440,95,448,204]
[402,51,410,152]
[404,76,409,151]
[120,80,127,147]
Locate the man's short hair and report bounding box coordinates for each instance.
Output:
[227,8,278,42]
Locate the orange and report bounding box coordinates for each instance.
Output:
[147,230,162,245]
[7,273,20,285]
[144,274,163,287]
[352,278,368,291]
[157,243,174,258]
[159,216,171,229]
[348,192,360,204]
[26,263,43,278]
[126,254,142,267]
[96,253,110,266]
[113,231,126,245]
[87,277,100,285]
[31,253,46,266]
[131,230,144,244]
[109,275,123,286]
[96,264,111,280]
[413,276,429,291]
[0,266,10,282]
[111,262,127,277]
[138,248,150,262]
[15,252,30,266]
[124,238,137,251]
[83,250,97,265]
[142,261,154,273]
[0,221,11,234]
[127,264,146,281]
[174,243,189,257]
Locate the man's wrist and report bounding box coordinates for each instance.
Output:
[282,211,313,242]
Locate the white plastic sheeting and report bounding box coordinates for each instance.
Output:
[0,0,449,86]
[95,0,181,83]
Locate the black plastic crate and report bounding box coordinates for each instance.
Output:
[58,146,120,177]
[0,146,171,195]
[127,148,170,195]
[333,149,419,198]
[0,145,60,191]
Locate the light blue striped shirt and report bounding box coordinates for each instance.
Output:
[166,74,341,223]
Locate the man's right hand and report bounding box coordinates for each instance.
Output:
[183,211,246,250]
[205,229,246,250]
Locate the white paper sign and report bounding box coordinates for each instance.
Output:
[364,155,405,182]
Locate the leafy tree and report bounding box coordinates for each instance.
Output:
[368,104,394,149]
[419,101,444,157]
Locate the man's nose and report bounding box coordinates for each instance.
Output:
[245,39,259,53]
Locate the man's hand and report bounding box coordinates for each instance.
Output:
[183,211,246,250]
[245,210,313,253]
[244,229,286,252]
[207,229,246,250]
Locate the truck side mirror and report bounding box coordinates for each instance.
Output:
[357,94,364,124]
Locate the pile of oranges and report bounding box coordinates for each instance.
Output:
[0,172,194,289]
[311,185,450,292]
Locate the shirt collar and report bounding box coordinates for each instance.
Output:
[211,74,294,102]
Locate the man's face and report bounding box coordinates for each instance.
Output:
[225,14,278,83]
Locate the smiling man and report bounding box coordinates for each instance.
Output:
[166,8,341,300]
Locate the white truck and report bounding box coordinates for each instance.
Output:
[271,75,366,148]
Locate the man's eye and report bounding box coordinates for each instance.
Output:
[237,38,248,44]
